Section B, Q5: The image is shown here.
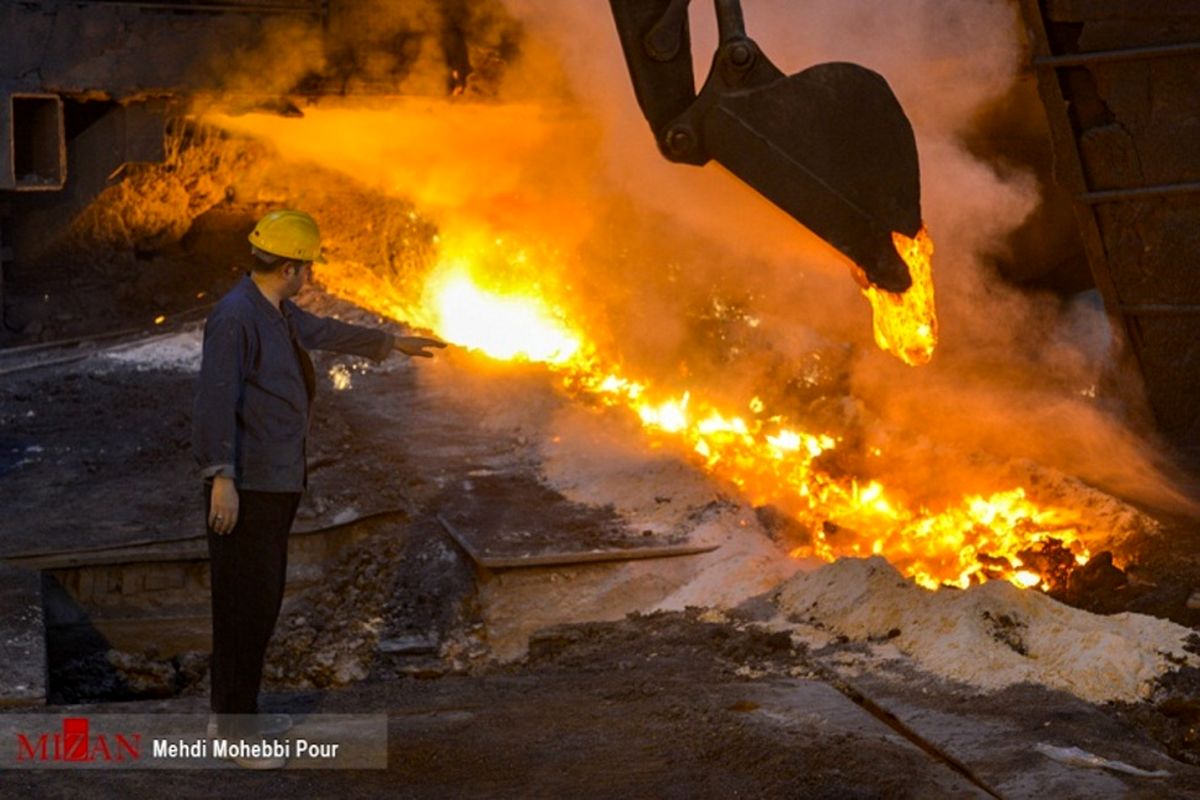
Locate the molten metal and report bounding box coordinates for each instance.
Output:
[863,227,938,366]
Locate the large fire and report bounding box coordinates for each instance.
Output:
[314,231,1090,591]
[206,104,1094,592]
[422,259,581,364]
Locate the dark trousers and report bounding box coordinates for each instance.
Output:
[204,483,300,723]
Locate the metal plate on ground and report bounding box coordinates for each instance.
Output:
[436,473,717,569]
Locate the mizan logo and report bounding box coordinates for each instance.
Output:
[16,718,141,763]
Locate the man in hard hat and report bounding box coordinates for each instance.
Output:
[192,209,444,764]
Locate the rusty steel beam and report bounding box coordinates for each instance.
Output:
[1077,181,1200,204]
[1046,0,1200,23]
[1118,305,1200,317]
[1032,41,1200,67]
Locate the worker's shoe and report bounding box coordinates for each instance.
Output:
[258,713,293,736]
[207,713,294,739]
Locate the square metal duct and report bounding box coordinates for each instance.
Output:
[1,93,66,191]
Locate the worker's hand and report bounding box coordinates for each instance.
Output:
[209,476,239,535]
[394,336,447,358]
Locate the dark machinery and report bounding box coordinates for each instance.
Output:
[1019,0,1200,462]
[609,0,923,292]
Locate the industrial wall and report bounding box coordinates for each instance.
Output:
[1023,1,1200,462]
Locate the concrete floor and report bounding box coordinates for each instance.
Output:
[2,306,1198,798]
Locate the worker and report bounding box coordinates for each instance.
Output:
[192,209,444,766]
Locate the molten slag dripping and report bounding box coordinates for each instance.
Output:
[864,227,938,366]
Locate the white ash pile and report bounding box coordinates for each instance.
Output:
[773,556,1200,703]
[98,328,203,372]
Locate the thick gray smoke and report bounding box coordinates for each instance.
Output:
[199,0,1193,512]
[501,0,1194,512]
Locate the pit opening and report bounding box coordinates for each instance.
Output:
[36,520,380,704]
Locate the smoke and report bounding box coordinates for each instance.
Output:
[197,0,1194,513]
[200,0,522,101]
[501,0,1033,338]
[498,0,1194,512]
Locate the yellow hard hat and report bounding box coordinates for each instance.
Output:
[248,209,326,263]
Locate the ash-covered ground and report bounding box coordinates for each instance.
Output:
[2,281,1200,796]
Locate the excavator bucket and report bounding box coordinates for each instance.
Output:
[706,62,922,292]
[610,0,922,292]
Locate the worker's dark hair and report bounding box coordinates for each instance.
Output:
[250,246,296,274]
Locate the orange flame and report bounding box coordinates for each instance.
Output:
[863,227,938,366]
[205,107,1094,593]
[422,260,581,364]
[310,233,1092,591]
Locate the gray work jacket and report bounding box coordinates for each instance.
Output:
[192,275,393,492]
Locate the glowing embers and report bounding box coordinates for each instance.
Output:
[800,486,1092,591]
[863,227,938,366]
[325,226,1091,592]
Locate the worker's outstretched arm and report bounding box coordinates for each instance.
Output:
[392,336,446,358]
[288,302,445,360]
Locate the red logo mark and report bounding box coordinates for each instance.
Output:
[16,717,141,763]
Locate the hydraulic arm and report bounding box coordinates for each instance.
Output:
[610,0,923,292]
